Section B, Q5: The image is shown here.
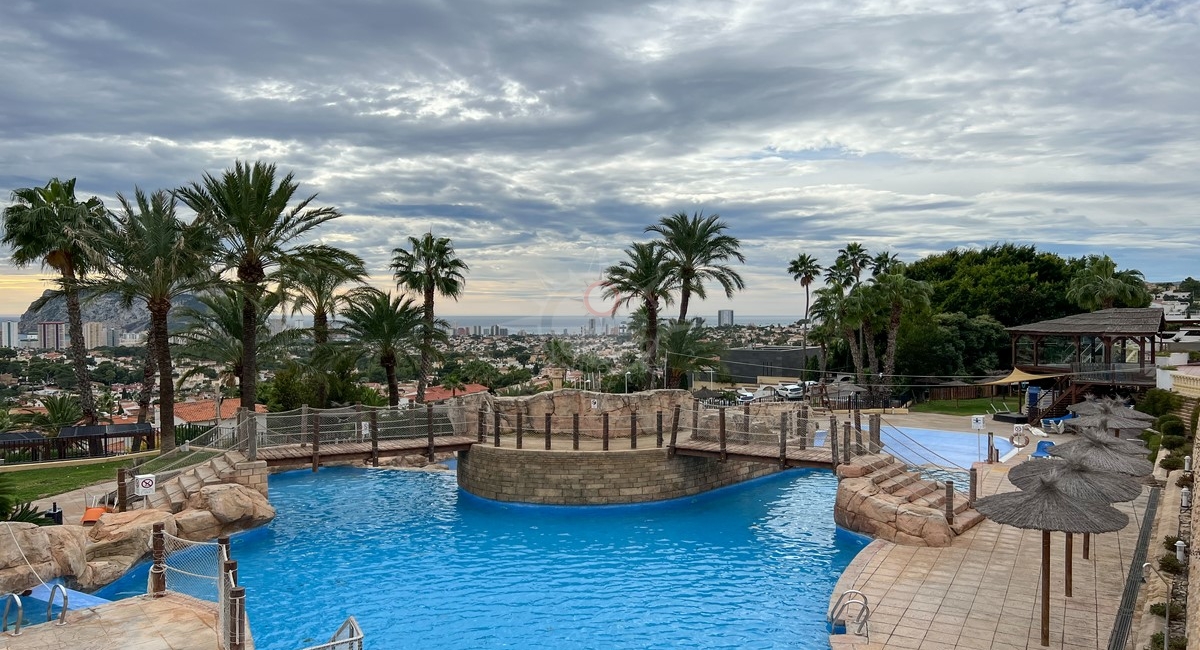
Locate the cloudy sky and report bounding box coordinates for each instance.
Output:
[1,0,1197,323]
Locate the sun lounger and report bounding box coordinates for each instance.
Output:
[1029,440,1055,459]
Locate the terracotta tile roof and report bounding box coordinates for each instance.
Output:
[406,383,490,403]
[174,398,268,423]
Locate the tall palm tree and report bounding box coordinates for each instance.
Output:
[177,160,349,409]
[837,242,871,284]
[660,318,723,389]
[870,251,901,277]
[279,258,366,407]
[390,233,469,404]
[646,211,745,322]
[871,271,932,393]
[824,257,855,289]
[84,189,217,452]
[602,242,675,388]
[175,288,297,396]
[15,394,84,436]
[2,178,112,424]
[1066,255,1150,311]
[811,285,865,383]
[339,289,427,407]
[787,253,822,344]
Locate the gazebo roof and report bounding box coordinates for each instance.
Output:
[1006,308,1166,337]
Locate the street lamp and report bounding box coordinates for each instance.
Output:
[625,371,630,393]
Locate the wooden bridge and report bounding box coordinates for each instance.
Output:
[671,439,834,468]
[255,435,476,469]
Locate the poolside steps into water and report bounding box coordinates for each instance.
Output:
[146,450,248,513]
[850,453,986,536]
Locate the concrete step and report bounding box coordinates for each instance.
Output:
[178,473,202,496]
[194,465,217,484]
[892,481,937,502]
[876,472,918,494]
[867,463,906,485]
[950,509,986,535]
[147,490,173,511]
[225,450,247,465]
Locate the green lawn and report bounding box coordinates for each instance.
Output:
[4,458,133,503]
[909,397,1017,417]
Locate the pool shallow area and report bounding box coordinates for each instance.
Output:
[99,466,867,649]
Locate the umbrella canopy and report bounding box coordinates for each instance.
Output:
[1067,397,1154,421]
[1007,459,1143,503]
[974,476,1129,534]
[1075,427,1150,455]
[1049,438,1154,476]
[1067,412,1152,431]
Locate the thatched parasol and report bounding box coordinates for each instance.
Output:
[1067,412,1152,433]
[1067,396,1153,420]
[975,477,1129,646]
[1074,427,1152,456]
[1048,437,1154,476]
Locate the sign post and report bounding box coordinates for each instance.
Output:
[971,415,985,462]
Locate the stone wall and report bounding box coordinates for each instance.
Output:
[228,459,269,497]
[457,445,782,505]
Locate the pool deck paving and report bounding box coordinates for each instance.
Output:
[0,593,244,650]
[829,414,1153,650]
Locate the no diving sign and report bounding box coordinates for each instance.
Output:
[134,474,156,496]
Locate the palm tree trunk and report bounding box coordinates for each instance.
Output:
[646,300,659,388]
[678,286,691,323]
[803,286,811,344]
[62,279,97,424]
[314,307,330,408]
[384,359,399,407]
[864,323,880,395]
[135,335,157,450]
[150,299,176,453]
[844,326,866,384]
[882,306,902,393]
[240,286,259,409]
[418,286,435,403]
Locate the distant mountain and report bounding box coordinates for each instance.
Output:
[18,290,205,334]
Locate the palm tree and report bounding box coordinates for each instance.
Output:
[824,257,855,289]
[871,271,932,393]
[871,251,901,277]
[390,233,469,404]
[85,189,217,452]
[338,289,426,407]
[175,288,297,396]
[787,253,822,344]
[660,318,723,389]
[543,338,576,368]
[1066,255,1150,311]
[837,242,871,284]
[16,394,84,436]
[279,258,366,407]
[177,160,349,409]
[811,285,865,383]
[441,374,466,399]
[602,242,675,388]
[646,211,745,322]
[2,178,112,424]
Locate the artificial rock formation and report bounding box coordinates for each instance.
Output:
[833,476,955,547]
[0,484,275,593]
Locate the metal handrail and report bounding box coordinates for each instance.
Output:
[828,590,871,638]
[828,589,867,621]
[46,584,68,626]
[2,593,22,636]
[300,616,364,650]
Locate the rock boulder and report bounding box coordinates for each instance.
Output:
[183,483,275,536]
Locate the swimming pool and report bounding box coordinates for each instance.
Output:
[880,427,1016,469]
[99,466,867,649]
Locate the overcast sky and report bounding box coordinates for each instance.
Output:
[1,0,1197,323]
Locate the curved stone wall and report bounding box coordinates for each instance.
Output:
[456,445,782,505]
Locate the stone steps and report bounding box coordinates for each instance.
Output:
[148,451,246,514]
[858,455,985,536]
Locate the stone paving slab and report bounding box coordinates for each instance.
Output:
[830,428,1151,649]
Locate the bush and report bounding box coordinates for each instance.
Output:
[1159,553,1184,574]
[1163,535,1182,551]
[1150,601,1185,619]
[1178,473,1194,489]
[1160,456,1185,471]
[1140,389,1183,417]
[1161,435,1188,450]
[1160,420,1187,438]
[1149,631,1188,650]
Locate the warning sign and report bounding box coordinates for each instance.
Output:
[971,415,985,430]
[134,474,156,496]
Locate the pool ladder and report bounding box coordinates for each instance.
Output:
[47,584,69,626]
[2,585,69,636]
[828,589,871,640]
[2,593,21,636]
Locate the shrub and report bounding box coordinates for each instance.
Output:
[1150,601,1185,619]
[1178,473,1194,489]
[1161,435,1188,450]
[1160,420,1186,438]
[1149,631,1188,650]
[1160,456,1185,471]
[1140,389,1182,417]
[1159,553,1184,574]
[1163,535,1182,551]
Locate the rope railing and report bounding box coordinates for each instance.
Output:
[301,617,365,650]
[149,524,245,650]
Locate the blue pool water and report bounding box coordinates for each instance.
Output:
[100,467,867,649]
[881,427,1016,469]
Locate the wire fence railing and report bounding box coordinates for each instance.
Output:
[148,524,246,650]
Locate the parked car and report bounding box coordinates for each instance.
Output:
[774,383,805,400]
[736,385,777,404]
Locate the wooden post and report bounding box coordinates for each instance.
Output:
[311,414,321,473]
[300,404,309,446]
[223,558,238,586]
[230,586,247,650]
[355,402,364,442]
[969,467,978,504]
[668,405,681,457]
[477,409,486,443]
[830,420,840,465]
[743,404,751,444]
[218,536,231,563]
[853,425,864,456]
[779,411,788,467]
[573,413,580,450]
[870,413,881,452]
[370,409,380,467]
[853,409,862,441]
[242,407,257,461]
[630,412,638,449]
[691,400,698,439]
[1065,533,1073,597]
[117,467,128,512]
[656,410,664,448]
[842,422,852,461]
[1083,533,1090,559]
[798,405,808,451]
[150,522,166,597]
[516,411,524,449]
[987,432,995,464]
[719,407,727,461]
[544,413,552,450]
[602,413,610,451]
[944,481,955,525]
[426,403,435,461]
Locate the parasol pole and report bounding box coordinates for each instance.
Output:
[1042,529,1050,646]
[1083,533,1090,559]
[1065,533,1073,597]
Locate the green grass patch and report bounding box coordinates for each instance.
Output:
[909,397,1015,417]
[4,458,134,503]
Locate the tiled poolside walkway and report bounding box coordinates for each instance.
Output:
[0,593,236,649]
[829,437,1152,650]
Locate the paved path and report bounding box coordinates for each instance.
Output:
[830,425,1152,650]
